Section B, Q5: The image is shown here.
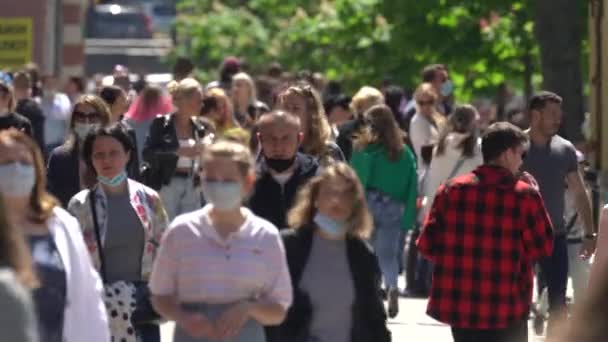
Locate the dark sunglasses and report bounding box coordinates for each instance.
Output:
[73,110,102,119]
[417,100,435,106]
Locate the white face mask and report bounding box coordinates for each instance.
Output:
[201,180,243,210]
[0,162,35,197]
[73,122,101,140]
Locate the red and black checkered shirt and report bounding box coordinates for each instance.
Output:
[417,165,553,329]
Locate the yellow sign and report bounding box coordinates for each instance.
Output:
[0,18,33,69]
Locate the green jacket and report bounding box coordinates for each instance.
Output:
[350,143,418,231]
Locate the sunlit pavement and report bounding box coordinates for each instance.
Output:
[160,296,547,341]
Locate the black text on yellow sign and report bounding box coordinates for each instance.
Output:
[0,18,33,69]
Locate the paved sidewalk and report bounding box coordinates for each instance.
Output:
[160,297,547,341]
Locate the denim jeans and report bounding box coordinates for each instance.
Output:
[160,176,203,220]
[366,190,404,289]
[537,235,568,322]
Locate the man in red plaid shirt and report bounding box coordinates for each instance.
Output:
[417,122,553,342]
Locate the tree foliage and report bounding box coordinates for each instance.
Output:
[174,0,588,100]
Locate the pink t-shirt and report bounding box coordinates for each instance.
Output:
[149,205,292,309]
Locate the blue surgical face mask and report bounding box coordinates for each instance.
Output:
[0,162,36,197]
[97,171,127,187]
[74,122,101,141]
[314,212,346,238]
[440,80,453,97]
[202,180,243,210]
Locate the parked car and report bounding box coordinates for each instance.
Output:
[86,4,153,39]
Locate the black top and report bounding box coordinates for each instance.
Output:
[47,145,81,207]
[268,227,391,342]
[336,119,363,161]
[0,112,33,137]
[248,153,319,229]
[28,234,66,342]
[142,113,214,190]
[16,99,45,149]
[117,119,141,181]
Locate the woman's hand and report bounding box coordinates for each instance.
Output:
[216,301,252,339]
[177,312,216,339]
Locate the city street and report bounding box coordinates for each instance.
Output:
[160,296,547,341]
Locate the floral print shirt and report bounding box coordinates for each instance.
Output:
[67,179,169,280]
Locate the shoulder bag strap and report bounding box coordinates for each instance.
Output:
[565,213,579,234]
[447,156,467,180]
[89,189,107,283]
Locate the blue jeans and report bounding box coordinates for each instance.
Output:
[537,235,568,321]
[366,190,404,289]
[160,177,203,220]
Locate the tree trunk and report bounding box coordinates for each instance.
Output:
[535,0,585,143]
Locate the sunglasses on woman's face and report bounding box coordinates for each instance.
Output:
[73,110,102,121]
[417,100,435,106]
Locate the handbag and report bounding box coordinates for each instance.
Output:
[89,189,162,336]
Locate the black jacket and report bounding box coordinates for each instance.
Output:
[274,227,391,342]
[248,154,318,229]
[47,144,81,207]
[141,113,213,190]
[336,119,363,161]
[117,120,141,181]
[15,99,44,149]
[0,112,33,137]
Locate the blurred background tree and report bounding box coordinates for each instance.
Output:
[174,0,589,141]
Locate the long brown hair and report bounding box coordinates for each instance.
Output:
[435,104,479,158]
[0,130,58,224]
[353,104,404,161]
[287,163,373,239]
[0,193,38,288]
[278,83,332,158]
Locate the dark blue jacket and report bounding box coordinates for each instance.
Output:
[248,153,318,229]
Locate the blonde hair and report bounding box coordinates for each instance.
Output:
[287,163,373,239]
[232,72,258,105]
[278,83,332,158]
[168,77,201,102]
[202,140,253,177]
[206,87,239,131]
[351,86,385,117]
[414,82,445,128]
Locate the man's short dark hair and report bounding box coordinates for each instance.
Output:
[528,91,562,112]
[173,57,194,80]
[421,64,445,83]
[69,76,85,93]
[481,122,528,163]
[82,123,134,174]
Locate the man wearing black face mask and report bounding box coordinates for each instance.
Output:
[248,110,319,229]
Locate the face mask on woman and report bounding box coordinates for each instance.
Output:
[97,171,127,187]
[202,180,242,210]
[314,212,347,238]
[0,162,35,197]
[74,123,101,141]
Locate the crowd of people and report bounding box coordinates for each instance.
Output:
[0,56,604,342]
